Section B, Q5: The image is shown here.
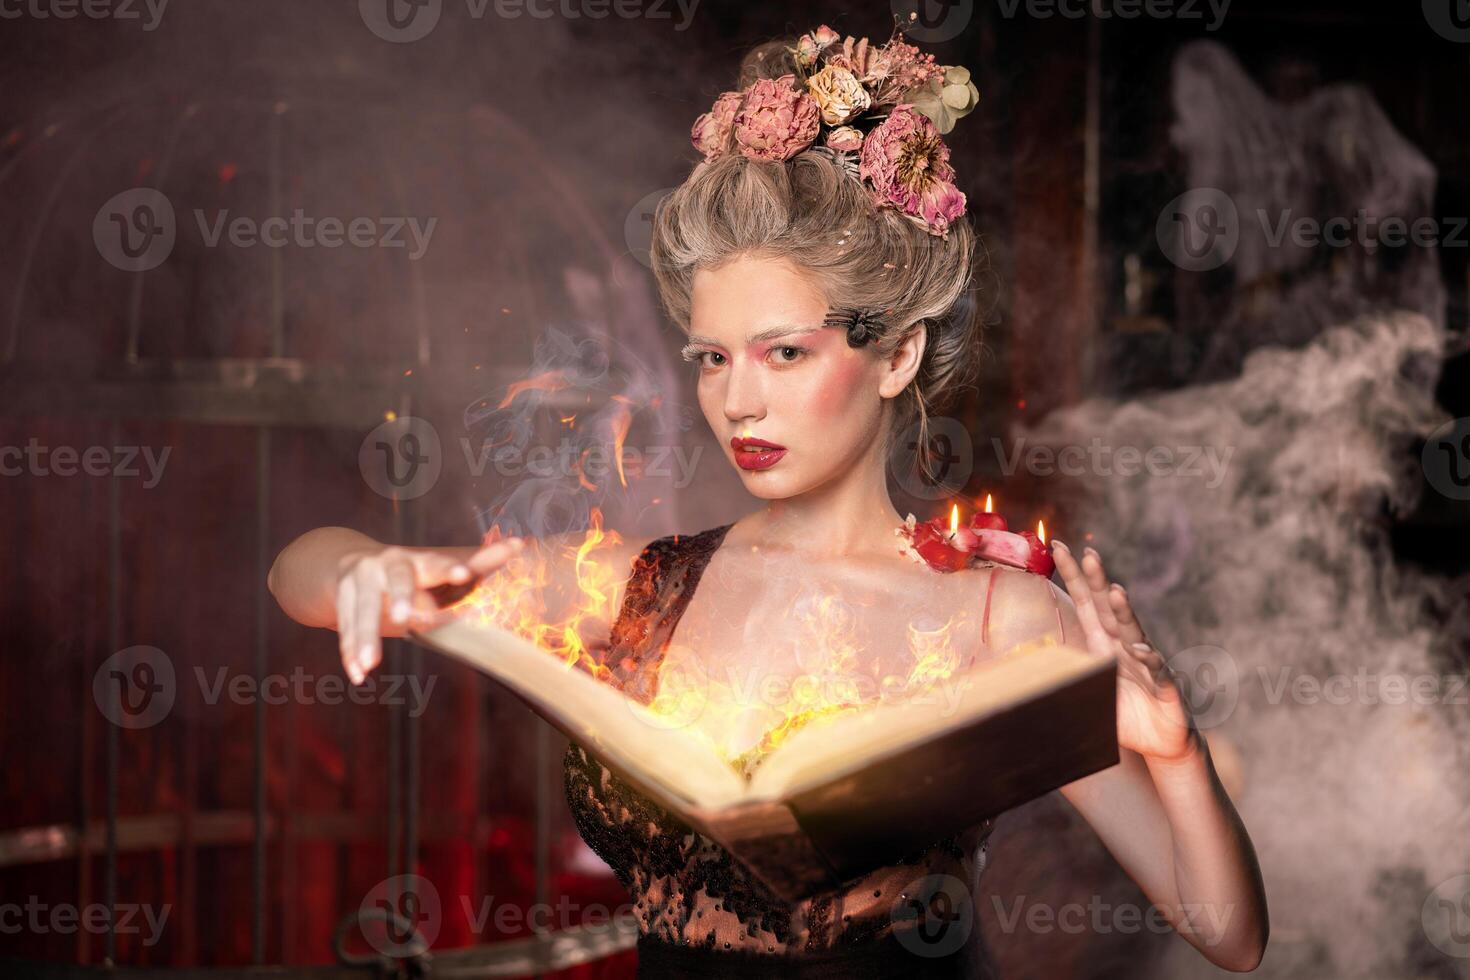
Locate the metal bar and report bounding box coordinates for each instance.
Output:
[253,425,270,965]
[105,418,120,963]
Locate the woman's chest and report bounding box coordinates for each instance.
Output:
[651,551,992,768]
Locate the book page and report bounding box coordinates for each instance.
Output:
[414,618,750,809]
[745,639,1109,801]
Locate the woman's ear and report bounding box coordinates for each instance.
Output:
[878,322,927,399]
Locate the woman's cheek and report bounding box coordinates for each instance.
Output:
[805,356,869,418]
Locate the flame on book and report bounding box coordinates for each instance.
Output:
[441,508,977,779]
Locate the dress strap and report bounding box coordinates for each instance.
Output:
[605,523,733,702]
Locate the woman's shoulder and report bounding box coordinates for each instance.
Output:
[956,561,1081,653]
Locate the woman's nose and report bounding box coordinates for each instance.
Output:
[722,362,766,424]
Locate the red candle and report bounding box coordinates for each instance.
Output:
[898,499,1054,577]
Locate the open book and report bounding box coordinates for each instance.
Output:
[409,616,1118,902]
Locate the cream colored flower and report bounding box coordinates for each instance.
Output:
[805,64,872,127]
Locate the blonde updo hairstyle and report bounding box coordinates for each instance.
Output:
[649,37,986,481]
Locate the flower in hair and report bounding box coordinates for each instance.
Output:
[806,64,872,126]
[825,125,864,152]
[859,104,967,237]
[794,24,840,68]
[732,75,822,162]
[688,21,976,236]
[691,90,742,160]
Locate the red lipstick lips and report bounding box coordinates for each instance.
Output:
[731,436,787,471]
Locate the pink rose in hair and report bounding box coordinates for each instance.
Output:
[825,125,864,152]
[691,90,742,160]
[858,104,966,235]
[732,75,821,162]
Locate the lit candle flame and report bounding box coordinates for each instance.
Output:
[984,493,993,513]
[1037,519,1046,543]
[949,503,959,535]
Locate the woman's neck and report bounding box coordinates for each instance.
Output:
[740,434,906,559]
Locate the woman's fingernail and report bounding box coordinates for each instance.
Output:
[391,599,410,623]
[347,662,364,685]
[1051,539,1068,551]
[1130,642,1151,653]
[450,564,470,582]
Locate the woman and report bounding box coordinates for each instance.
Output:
[269,23,1268,978]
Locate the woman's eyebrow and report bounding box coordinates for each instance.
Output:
[685,325,823,347]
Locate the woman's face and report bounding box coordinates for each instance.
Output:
[684,253,901,500]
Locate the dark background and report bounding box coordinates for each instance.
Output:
[1,1,1467,977]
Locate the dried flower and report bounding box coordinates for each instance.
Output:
[825,125,865,152]
[905,65,980,135]
[794,24,840,68]
[732,75,821,162]
[858,104,966,236]
[691,90,742,160]
[806,64,872,126]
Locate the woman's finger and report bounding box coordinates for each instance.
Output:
[1080,548,1122,637]
[1107,584,1148,647]
[337,575,364,685]
[1050,541,1117,658]
[384,557,416,625]
[353,560,385,681]
[466,536,526,574]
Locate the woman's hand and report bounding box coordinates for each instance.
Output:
[335,536,525,685]
[1050,539,1199,764]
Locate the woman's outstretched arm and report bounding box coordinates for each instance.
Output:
[268,526,521,682]
[988,555,1269,972]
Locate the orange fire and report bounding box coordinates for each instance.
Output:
[446,508,970,780]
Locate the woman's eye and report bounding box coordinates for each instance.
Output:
[699,351,726,368]
[772,346,806,363]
